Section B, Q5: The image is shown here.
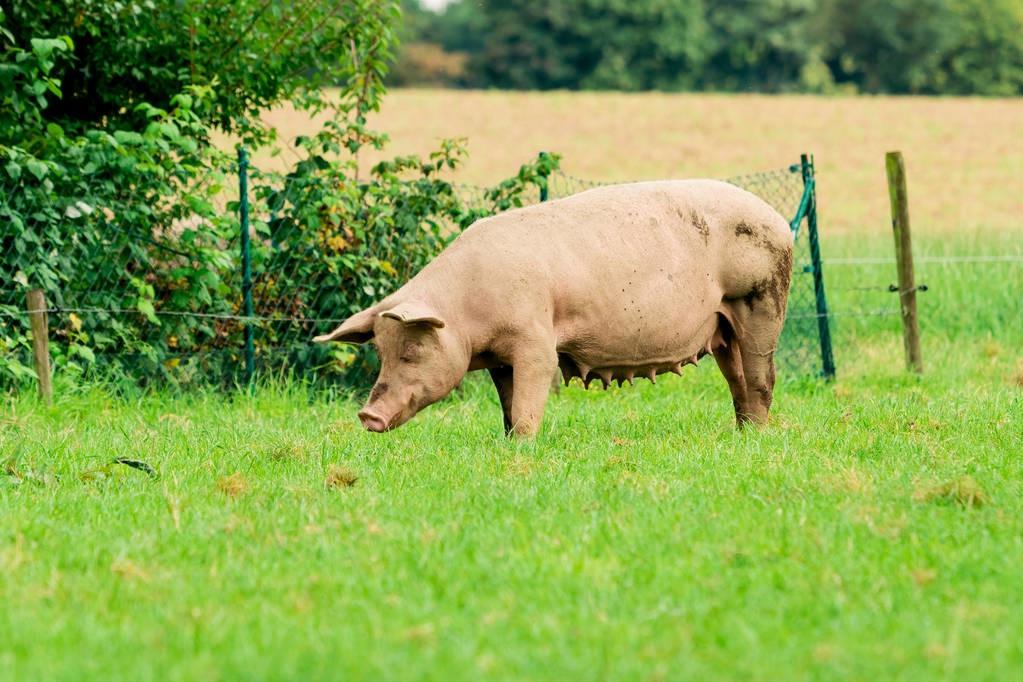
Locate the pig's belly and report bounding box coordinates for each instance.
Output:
[554,272,726,386]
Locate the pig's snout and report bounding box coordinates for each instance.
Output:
[358,408,390,433]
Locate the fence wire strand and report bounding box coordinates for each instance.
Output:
[7,155,971,387]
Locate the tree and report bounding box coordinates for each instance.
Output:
[388,0,476,87]
[409,0,1021,95]
[0,0,398,141]
[815,0,955,93]
[1,1,557,386]
[470,0,709,91]
[701,0,822,92]
[813,0,1023,95]
[940,0,1023,96]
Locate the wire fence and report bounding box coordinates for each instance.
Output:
[826,255,1023,265]
[10,150,1011,390]
[0,153,829,387]
[541,158,834,379]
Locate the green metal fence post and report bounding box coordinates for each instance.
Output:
[800,154,836,379]
[538,151,549,202]
[238,147,255,385]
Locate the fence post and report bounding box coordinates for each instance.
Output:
[885,151,923,374]
[538,151,549,203]
[800,154,836,380]
[238,147,255,385]
[26,289,53,404]
[536,152,559,393]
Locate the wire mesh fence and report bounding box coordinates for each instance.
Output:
[544,159,833,379]
[2,152,837,388]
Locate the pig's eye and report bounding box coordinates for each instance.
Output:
[400,344,421,363]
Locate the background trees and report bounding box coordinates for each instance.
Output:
[395,0,1023,95]
[469,0,708,91]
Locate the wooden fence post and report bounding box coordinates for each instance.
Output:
[26,289,53,404]
[885,151,923,374]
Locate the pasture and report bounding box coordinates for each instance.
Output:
[3,91,1022,680]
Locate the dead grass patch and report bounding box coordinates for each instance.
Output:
[223,514,254,535]
[827,466,874,495]
[325,421,355,437]
[402,622,436,643]
[217,472,249,499]
[832,384,852,399]
[164,491,182,530]
[504,455,534,477]
[982,341,1002,359]
[812,641,839,663]
[913,475,988,508]
[1,533,28,572]
[325,464,358,489]
[911,567,938,586]
[2,455,19,477]
[603,454,638,472]
[267,438,310,462]
[111,557,151,582]
[158,413,192,428]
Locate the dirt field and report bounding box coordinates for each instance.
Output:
[261,90,1023,237]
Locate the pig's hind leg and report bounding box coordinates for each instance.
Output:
[712,335,755,426]
[725,299,785,425]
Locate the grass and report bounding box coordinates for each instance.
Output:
[2,235,1021,680]
[4,91,1023,679]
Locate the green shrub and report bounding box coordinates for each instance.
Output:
[0,3,560,389]
[1,29,237,384]
[248,119,559,384]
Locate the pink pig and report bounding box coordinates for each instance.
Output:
[315,180,794,437]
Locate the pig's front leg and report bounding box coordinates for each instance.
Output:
[487,366,514,435]
[507,346,558,438]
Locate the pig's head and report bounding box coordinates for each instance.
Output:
[313,300,468,432]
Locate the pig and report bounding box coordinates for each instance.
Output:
[314,180,794,437]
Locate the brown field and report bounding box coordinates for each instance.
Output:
[262,89,1022,236]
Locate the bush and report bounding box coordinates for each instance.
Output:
[1,29,237,384]
[0,3,560,389]
[244,120,560,385]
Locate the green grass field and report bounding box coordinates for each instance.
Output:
[3,231,1020,680]
[3,92,1023,680]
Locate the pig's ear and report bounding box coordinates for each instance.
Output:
[380,301,445,329]
[312,307,377,344]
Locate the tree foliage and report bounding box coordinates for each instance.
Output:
[0,0,402,141]
[819,0,958,94]
[398,0,1023,95]
[0,1,558,387]
[701,0,822,93]
[471,0,707,91]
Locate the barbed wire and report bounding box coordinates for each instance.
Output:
[9,158,1001,386]
[0,303,913,323]
[826,255,1023,265]
[828,284,930,294]
[788,309,901,320]
[0,306,348,325]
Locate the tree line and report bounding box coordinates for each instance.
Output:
[393,0,1023,96]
